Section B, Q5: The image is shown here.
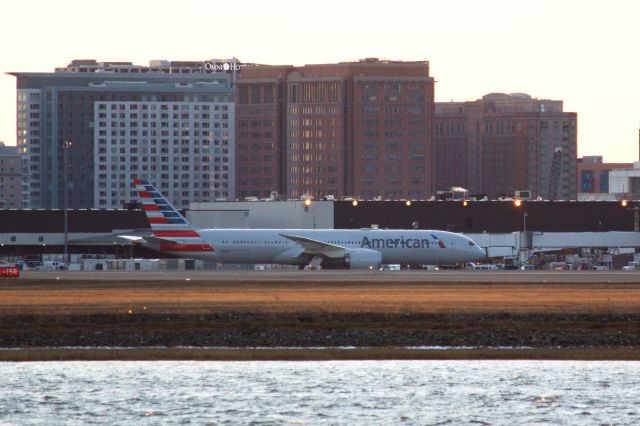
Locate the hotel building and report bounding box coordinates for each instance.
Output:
[235,59,435,200]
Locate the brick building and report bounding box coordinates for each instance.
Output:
[577,156,633,195]
[435,93,577,200]
[235,65,293,200]
[235,59,435,200]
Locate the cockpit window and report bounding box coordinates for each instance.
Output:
[468,241,475,246]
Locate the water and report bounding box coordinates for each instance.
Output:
[1,360,639,425]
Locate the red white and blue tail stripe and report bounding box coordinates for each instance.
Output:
[133,179,214,253]
[133,178,191,230]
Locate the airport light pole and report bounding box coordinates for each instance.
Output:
[621,200,640,232]
[63,140,72,266]
[514,199,529,266]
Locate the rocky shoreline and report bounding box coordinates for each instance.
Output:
[2,312,639,349]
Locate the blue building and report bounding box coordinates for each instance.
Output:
[10,60,236,209]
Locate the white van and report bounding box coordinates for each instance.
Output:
[466,262,497,271]
[478,264,498,271]
[44,261,66,271]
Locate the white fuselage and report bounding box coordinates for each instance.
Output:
[160,228,485,266]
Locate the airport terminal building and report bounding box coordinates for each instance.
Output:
[1,200,638,269]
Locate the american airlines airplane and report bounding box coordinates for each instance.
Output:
[122,179,486,269]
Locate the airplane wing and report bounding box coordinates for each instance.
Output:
[279,234,347,258]
[144,236,181,246]
[117,235,144,244]
[117,235,180,245]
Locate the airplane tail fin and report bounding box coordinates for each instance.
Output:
[132,179,214,253]
[133,178,198,233]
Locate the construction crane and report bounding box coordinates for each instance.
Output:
[548,146,563,199]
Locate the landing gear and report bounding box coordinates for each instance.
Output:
[304,256,324,270]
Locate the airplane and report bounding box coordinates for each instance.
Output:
[121,179,486,269]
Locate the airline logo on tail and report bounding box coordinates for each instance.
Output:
[133,178,214,253]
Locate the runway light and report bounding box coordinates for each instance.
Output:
[352,200,358,207]
[514,199,522,208]
[462,200,469,207]
[304,198,311,207]
[405,200,412,207]
[621,200,629,208]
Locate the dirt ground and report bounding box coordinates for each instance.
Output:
[2,274,640,360]
[2,279,640,315]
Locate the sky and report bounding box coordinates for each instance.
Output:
[1,0,638,162]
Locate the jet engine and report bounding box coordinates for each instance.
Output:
[343,248,382,270]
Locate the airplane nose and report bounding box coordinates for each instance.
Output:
[475,245,486,259]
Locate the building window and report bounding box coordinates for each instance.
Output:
[599,170,609,192]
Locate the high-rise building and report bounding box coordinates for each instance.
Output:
[435,93,578,200]
[236,59,435,200]
[10,60,235,209]
[0,142,22,208]
[94,97,234,209]
[235,65,293,200]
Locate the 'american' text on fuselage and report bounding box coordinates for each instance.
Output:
[361,236,432,249]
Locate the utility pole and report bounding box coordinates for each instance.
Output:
[63,140,72,266]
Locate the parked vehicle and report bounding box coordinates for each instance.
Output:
[466,262,498,271]
[43,261,67,271]
[622,261,639,271]
[0,261,20,278]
